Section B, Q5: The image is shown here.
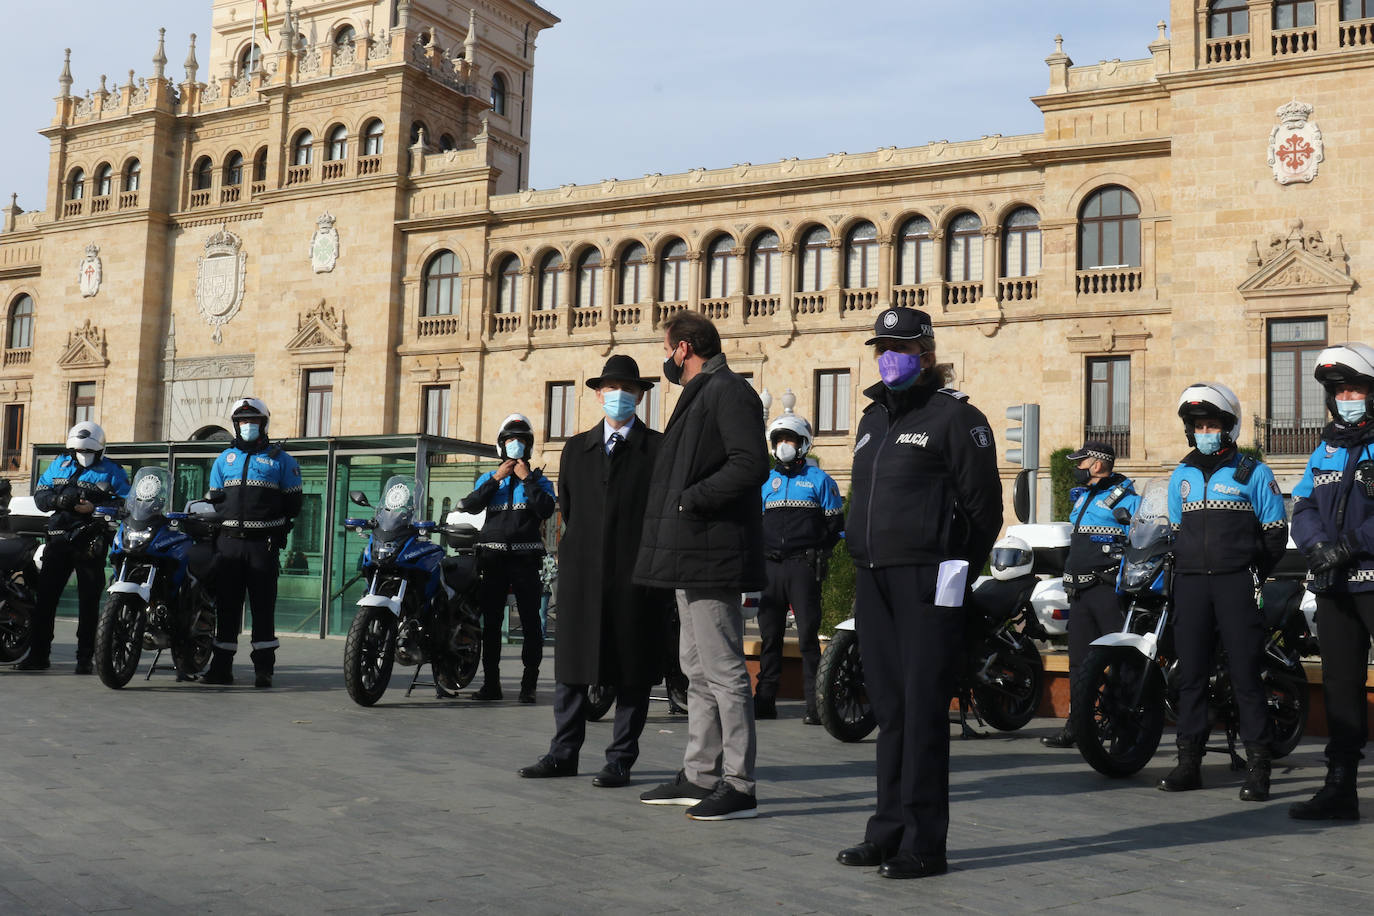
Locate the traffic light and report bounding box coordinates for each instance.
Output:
[1005,403,1040,470]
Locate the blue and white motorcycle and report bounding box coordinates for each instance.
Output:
[341,475,483,707]
[93,467,220,689]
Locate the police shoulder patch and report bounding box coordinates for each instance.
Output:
[970,426,993,448]
[938,387,969,401]
[853,432,872,454]
[1269,479,1281,495]
[226,453,236,464]
[771,477,781,490]
[1179,479,1191,499]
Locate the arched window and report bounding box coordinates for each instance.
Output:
[659,239,688,302]
[490,73,507,116]
[292,130,314,166]
[1273,0,1316,30]
[576,249,602,309]
[326,125,348,161]
[1342,0,1374,20]
[797,227,832,293]
[619,243,648,304]
[1002,207,1042,277]
[239,44,262,75]
[897,216,933,285]
[439,134,457,152]
[192,157,213,191]
[252,148,268,182]
[1079,186,1141,269]
[94,164,113,198]
[422,250,460,317]
[1209,0,1249,36]
[946,212,983,282]
[706,235,734,298]
[67,168,86,201]
[223,151,244,187]
[845,222,878,289]
[363,119,384,156]
[123,159,141,192]
[538,251,564,311]
[333,25,357,52]
[7,295,33,350]
[750,231,781,296]
[410,120,429,149]
[496,255,522,314]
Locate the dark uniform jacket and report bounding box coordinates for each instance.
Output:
[34,453,131,536]
[208,437,304,538]
[555,419,667,686]
[761,461,844,558]
[1290,421,1374,593]
[1167,448,1288,579]
[846,379,1003,570]
[1064,473,1140,587]
[633,353,769,591]
[459,466,556,552]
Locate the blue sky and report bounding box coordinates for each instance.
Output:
[0,1,1160,212]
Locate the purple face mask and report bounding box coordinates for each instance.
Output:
[878,350,922,390]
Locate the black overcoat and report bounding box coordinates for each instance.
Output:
[554,419,668,687]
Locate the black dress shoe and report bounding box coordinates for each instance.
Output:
[518,686,536,704]
[753,696,777,720]
[802,713,822,726]
[836,841,887,867]
[472,683,503,701]
[518,755,577,778]
[1041,727,1075,748]
[74,660,94,675]
[13,657,51,671]
[878,852,948,879]
[592,762,631,788]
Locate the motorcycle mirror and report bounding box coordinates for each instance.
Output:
[349,490,372,507]
[1012,469,1031,524]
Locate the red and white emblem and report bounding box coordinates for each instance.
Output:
[1267,100,1323,185]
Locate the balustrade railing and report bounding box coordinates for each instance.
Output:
[891,285,930,309]
[1273,26,1317,56]
[417,314,460,337]
[746,295,783,319]
[492,313,521,334]
[943,281,982,306]
[1076,268,1143,295]
[220,186,241,204]
[118,190,139,209]
[250,181,267,196]
[322,160,347,180]
[1083,425,1131,460]
[612,305,642,329]
[62,200,84,217]
[1341,18,1374,46]
[2,348,32,367]
[997,277,1039,301]
[1255,417,1324,456]
[530,310,559,331]
[572,307,601,329]
[188,190,212,208]
[701,298,730,320]
[91,196,111,214]
[357,155,382,176]
[286,164,312,186]
[840,289,875,314]
[656,301,688,326]
[1205,35,1251,63]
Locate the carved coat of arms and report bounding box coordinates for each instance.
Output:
[1267,100,1324,185]
[196,226,247,343]
[310,211,340,274]
[78,243,102,298]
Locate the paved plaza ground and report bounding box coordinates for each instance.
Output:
[1,622,1371,914]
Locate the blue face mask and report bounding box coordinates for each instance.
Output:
[504,439,526,460]
[601,390,637,423]
[238,423,261,443]
[1194,432,1222,455]
[1336,399,1368,424]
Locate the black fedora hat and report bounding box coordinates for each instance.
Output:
[586,354,656,390]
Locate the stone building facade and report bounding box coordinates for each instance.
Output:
[3,0,1373,514]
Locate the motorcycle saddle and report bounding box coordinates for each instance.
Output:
[0,536,34,566]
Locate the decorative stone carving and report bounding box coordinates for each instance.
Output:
[1267,100,1323,185]
[286,300,349,354]
[78,243,102,298]
[310,211,340,273]
[202,78,221,102]
[195,225,247,343]
[230,73,251,97]
[1239,219,1351,300]
[368,30,391,60]
[57,319,109,369]
[170,353,255,381]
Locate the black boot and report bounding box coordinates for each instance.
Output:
[1289,761,1360,820]
[518,668,538,704]
[1041,724,1075,748]
[250,647,276,689]
[753,695,777,720]
[1239,743,1272,802]
[202,647,235,685]
[1158,740,1204,792]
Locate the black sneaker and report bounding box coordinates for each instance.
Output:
[686,781,758,821]
[14,657,51,671]
[639,769,714,806]
[472,683,503,701]
[74,660,94,675]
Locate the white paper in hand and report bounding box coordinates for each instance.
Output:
[934,560,970,607]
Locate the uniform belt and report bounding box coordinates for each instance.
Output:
[223,529,273,541]
[766,551,814,562]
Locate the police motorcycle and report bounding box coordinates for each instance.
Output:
[1069,478,1311,777]
[341,475,483,707]
[816,526,1070,742]
[0,481,48,665]
[92,467,221,688]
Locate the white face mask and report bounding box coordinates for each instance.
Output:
[774,442,798,464]
[74,451,97,468]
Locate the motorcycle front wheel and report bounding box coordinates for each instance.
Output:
[970,635,1044,732]
[94,593,146,689]
[343,607,397,707]
[816,629,876,742]
[434,606,482,698]
[585,684,616,721]
[1264,662,1310,759]
[0,581,34,664]
[171,596,215,679]
[1071,646,1166,777]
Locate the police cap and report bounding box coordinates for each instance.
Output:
[864,307,934,346]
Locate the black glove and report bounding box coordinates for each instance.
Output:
[1308,539,1353,573]
[1310,566,1343,594]
[270,527,289,551]
[54,487,81,511]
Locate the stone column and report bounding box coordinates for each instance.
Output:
[876,233,894,310]
[686,250,703,314]
[981,226,1001,305]
[825,237,843,315]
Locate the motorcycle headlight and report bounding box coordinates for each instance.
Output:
[121,527,152,552]
[374,540,399,562]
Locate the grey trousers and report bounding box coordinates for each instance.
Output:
[677,588,758,795]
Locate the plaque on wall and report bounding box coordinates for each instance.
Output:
[79,243,102,298]
[1268,100,1323,186]
[311,211,340,274]
[195,225,247,343]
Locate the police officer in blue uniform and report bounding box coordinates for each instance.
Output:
[1289,343,1374,820]
[204,398,303,687]
[755,413,843,723]
[19,422,130,672]
[459,414,557,703]
[1161,383,1288,800]
[838,307,1002,879]
[1042,440,1139,748]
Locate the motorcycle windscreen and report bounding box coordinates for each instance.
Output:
[374,475,423,536]
[126,467,173,523]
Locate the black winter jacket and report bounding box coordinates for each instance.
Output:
[846,379,1003,570]
[633,354,770,590]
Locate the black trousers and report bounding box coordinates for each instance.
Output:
[213,536,280,650]
[32,537,105,663]
[756,555,823,709]
[548,682,652,768]
[1313,591,1374,764]
[1067,582,1127,675]
[476,551,544,684]
[855,564,962,858]
[1173,571,1271,747]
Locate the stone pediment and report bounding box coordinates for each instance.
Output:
[286,300,349,354]
[1238,220,1352,300]
[57,319,108,369]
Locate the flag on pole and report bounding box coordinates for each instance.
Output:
[259,0,271,40]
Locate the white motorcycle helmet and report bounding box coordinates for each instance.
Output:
[1313,343,1374,421]
[495,413,535,459]
[66,420,106,453]
[1176,382,1241,448]
[767,414,813,461]
[990,535,1034,581]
